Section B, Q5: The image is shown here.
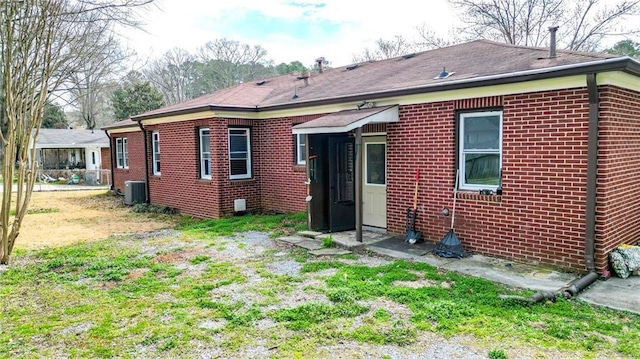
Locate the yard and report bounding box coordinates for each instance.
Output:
[0,191,639,358]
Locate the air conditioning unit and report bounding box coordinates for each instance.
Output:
[124,180,146,205]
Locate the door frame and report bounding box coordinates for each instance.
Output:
[362,135,387,229]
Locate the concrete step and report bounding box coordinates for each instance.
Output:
[297,230,323,239]
[276,234,323,250]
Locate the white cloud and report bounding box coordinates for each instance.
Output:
[122,0,459,66]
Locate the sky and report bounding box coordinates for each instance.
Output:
[121,0,460,68]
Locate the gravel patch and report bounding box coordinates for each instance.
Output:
[264,259,302,276]
[321,334,487,359]
[60,322,92,335]
[198,319,226,331]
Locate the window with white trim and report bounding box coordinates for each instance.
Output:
[295,134,306,165]
[152,131,161,175]
[458,111,502,190]
[228,128,251,179]
[115,137,129,169]
[199,128,211,179]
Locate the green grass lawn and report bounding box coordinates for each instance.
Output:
[1,213,638,358]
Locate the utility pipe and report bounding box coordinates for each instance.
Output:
[137,121,151,204]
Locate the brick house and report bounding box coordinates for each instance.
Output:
[103,40,640,273]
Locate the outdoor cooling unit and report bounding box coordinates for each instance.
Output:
[124,180,147,205]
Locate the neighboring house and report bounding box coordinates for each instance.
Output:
[32,128,111,183]
[102,39,640,274]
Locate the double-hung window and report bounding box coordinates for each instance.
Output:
[115,137,129,169]
[199,128,211,179]
[228,128,251,179]
[295,134,306,165]
[152,131,161,175]
[458,111,502,190]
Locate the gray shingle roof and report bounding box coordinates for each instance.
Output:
[35,129,109,148]
[130,40,637,121]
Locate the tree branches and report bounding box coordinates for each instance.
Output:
[447,0,639,51]
[0,0,153,264]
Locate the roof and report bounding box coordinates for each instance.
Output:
[132,40,640,121]
[35,129,109,148]
[101,118,138,131]
[292,105,399,134]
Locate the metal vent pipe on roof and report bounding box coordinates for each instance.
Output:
[549,26,559,58]
[316,57,325,73]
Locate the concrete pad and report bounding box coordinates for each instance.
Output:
[276,236,308,245]
[309,248,352,256]
[442,254,576,292]
[319,231,392,249]
[579,276,640,315]
[366,246,419,260]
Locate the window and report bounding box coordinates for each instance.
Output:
[91,152,96,165]
[295,134,306,165]
[366,143,386,185]
[228,128,251,179]
[152,131,161,175]
[115,137,129,169]
[199,128,211,179]
[458,111,502,190]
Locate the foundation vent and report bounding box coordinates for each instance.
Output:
[234,199,247,212]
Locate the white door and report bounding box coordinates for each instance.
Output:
[363,136,387,228]
[85,147,100,171]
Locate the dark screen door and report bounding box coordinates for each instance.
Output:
[328,136,356,232]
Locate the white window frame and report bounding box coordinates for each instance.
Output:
[115,137,129,169]
[228,128,252,180]
[152,131,161,175]
[199,128,211,180]
[296,134,306,165]
[458,110,502,191]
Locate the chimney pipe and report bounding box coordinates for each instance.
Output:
[316,57,325,73]
[548,26,559,58]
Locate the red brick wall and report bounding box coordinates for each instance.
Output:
[116,84,640,272]
[258,115,322,213]
[387,90,594,272]
[111,131,146,193]
[145,119,220,218]
[595,85,640,270]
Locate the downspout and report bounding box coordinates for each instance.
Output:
[355,127,363,242]
[584,73,598,273]
[137,121,151,204]
[500,73,600,302]
[104,130,115,191]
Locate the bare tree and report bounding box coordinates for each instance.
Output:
[143,48,197,105]
[448,0,640,51]
[64,30,130,129]
[196,38,274,92]
[415,24,465,49]
[0,0,153,265]
[352,35,417,62]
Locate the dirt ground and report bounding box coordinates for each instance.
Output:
[15,190,174,250]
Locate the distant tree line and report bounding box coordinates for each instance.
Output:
[39,0,640,131]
